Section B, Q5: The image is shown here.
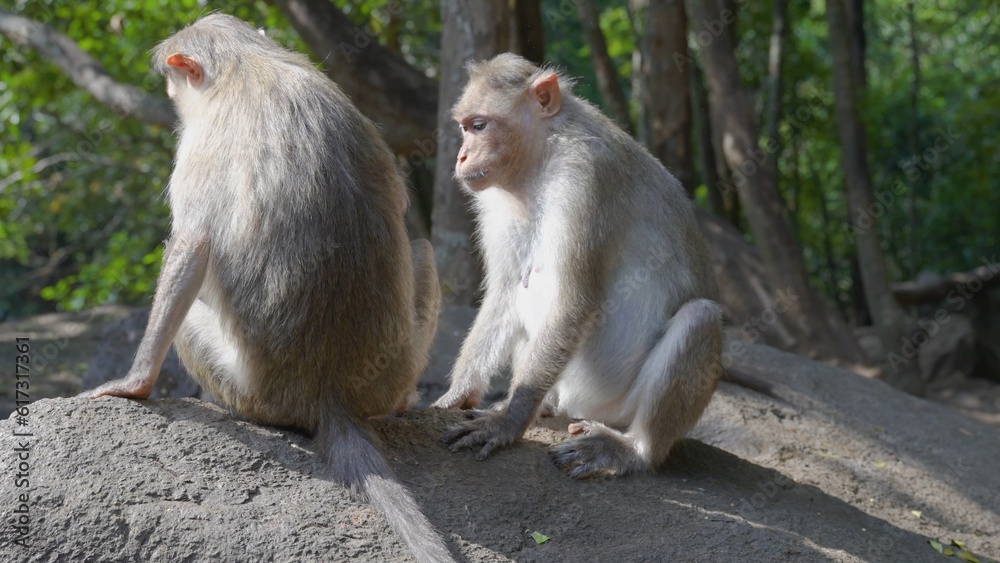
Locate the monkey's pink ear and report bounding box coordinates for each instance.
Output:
[532,73,561,118]
[165,53,204,87]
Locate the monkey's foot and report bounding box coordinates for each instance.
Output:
[440,409,524,461]
[549,421,647,479]
[77,375,154,400]
[431,388,481,410]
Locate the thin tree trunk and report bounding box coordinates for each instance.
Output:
[693,59,741,228]
[691,59,724,215]
[810,147,842,304]
[514,0,545,64]
[826,0,917,389]
[906,0,921,276]
[641,0,696,193]
[687,0,864,363]
[845,0,867,88]
[577,0,633,132]
[628,0,649,144]
[432,2,511,305]
[763,0,788,199]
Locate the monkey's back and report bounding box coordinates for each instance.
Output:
[171,59,415,430]
[554,97,718,309]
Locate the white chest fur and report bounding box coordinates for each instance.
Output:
[516,257,557,338]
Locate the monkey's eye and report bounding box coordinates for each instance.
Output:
[472,119,487,131]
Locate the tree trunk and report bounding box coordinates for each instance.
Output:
[627,0,649,144]
[691,60,737,225]
[687,0,864,363]
[577,0,633,132]
[826,0,918,389]
[844,0,867,88]
[640,0,696,193]
[514,0,545,64]
[432,2,512,305]
[905,0,921,276]
[270,0,437,156]
[763,0,788,196]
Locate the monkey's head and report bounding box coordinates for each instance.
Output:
[151,14,299,118]
[452,54,567,192]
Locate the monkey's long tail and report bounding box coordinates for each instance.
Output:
[318,408,455,563]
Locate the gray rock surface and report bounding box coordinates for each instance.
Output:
[2,340,998,562]
[1,305,998,562]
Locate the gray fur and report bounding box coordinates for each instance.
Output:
[84,14,450,562]
[436,53,723,477]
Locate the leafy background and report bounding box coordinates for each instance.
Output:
[1,0,997,318]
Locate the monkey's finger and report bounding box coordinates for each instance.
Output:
[475,440,500,461]
[448,430,488,453]
[549,445,581,469]
[440,425,475,446]
[567,464,601,480]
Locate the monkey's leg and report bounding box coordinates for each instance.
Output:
[171,300,243,409]
[394,239,442,412]
[409,239,442,378]
[549,299,722,478]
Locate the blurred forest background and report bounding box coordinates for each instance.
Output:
[0,0,997,395]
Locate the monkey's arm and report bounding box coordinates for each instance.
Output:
[442,252,604,460]
[82,234,210,399]
[432,289,519,409]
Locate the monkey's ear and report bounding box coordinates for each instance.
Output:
[165,53,204,88]
[532,73,561,118]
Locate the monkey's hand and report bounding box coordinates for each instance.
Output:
[440,409,526,461]
[431,388,481,410]
[77,373,155,400]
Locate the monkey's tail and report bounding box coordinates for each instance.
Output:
[317,408,455,563]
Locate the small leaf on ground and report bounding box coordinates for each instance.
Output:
[530,531,550,545]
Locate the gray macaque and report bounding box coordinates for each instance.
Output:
[434,54,723,479]
[81,14,452,563]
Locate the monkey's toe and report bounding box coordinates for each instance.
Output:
[549,424,646,479]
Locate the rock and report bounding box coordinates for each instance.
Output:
[83,309,200,399]
[917,313,976,383]
[3,341,998,562]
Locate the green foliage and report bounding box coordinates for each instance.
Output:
[0,0,996,321]
[0,1,298,316]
